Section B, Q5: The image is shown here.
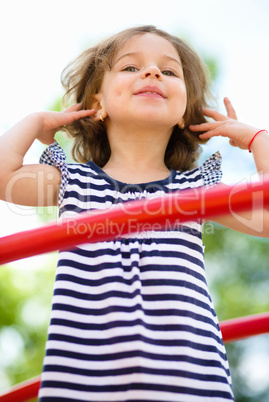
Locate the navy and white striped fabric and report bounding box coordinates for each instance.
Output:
[39,142,234,401]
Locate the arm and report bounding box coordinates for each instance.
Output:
[189,98,269,237]
[0,105,95,206]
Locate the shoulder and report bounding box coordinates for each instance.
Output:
[171,152,222,191]
[198,151,222,188]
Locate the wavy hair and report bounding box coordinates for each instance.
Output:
[61,25,212,171]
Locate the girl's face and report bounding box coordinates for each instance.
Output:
[98,33,187,131]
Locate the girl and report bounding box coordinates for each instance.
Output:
[1,25,269,401]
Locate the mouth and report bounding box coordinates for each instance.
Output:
[134,86,166,99]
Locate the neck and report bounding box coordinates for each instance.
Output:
[103,124,172,183]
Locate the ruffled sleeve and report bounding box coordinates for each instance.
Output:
[39,141,69,206]
[199,151,222,188]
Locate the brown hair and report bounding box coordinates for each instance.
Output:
[61,25,212,171]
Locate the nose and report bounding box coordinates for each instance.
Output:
[141,65,162,80]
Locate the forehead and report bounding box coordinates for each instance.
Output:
[113,33,181,63]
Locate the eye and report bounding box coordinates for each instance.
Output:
[122,66,138,72]
[162,70,177,77]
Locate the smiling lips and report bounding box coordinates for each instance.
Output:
[134,86,166,99]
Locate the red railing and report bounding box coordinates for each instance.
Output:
[0,377,40,402]
[0,178,269,400]
[1,179,269,264]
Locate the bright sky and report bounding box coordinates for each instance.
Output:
[0,0,269,240]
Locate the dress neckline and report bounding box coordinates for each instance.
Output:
[87,161,176,192]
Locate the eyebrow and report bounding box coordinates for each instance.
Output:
[114,52,183,68]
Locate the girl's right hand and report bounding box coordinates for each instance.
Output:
[36,104,96,145]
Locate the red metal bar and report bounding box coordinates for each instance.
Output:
[0,313,268,401]
[0,376,40,402]
[1,178,269,265]
[220,312,269,343]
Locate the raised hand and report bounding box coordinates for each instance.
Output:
[189,97,259,150]
[36,104,96,145]
[0,103,97,205]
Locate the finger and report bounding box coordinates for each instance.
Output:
[63,103,96,114]
[202,108,229,122]
[62,109,95,126]
[229,139,237,147]
[63,103,83,113]
[199,130,221,140]
[189,121,223,131]
[74,109,96,116]
[66,109,96,120]
[224,97,237,120]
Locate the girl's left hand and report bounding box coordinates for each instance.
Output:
[189,97,259,150]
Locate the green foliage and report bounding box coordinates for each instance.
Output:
[203,56,220,83]
[204,224,269,400]
[0,257,56,392]
[205,225,269,319]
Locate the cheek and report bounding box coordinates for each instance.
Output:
[113,78,132,99]
[104,91,124,113]
[104,84,130,112]
[173,85,187,111]
[102,93,126,120]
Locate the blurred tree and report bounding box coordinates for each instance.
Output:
[0,257,56,394]
[204,223,269,401]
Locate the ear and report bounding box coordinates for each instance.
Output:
[92,93,108,122]
[177,118,185,129]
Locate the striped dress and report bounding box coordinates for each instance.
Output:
[38,142,234,401]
